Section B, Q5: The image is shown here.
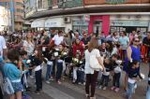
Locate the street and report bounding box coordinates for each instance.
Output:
[21,63,149,99]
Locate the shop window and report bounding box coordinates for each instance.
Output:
[93,21,102,34]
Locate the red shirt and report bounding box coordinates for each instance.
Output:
[72,41,84,58]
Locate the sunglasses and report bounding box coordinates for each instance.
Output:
[134,40,140,42]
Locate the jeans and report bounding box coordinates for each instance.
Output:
[51,59,56,77]
[35,69,42,91]
[146,86,150,99]
[56,61,63,81]
[126,82,136,99]
[100,75,109,87]
[113,73,121,88]
[45,61,53,81]
[73,67,78,81]
[85,71,98,97]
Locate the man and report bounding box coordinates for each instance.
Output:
[0,33,7,99]
[142,32,150,62]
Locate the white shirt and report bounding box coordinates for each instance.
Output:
[52,34,64,46]
[0,36,7,57]
[84,49,101,74]
[23,40,35,55]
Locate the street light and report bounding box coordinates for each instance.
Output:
[10,0,15,32]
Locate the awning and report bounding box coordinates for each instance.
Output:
[45,18,64,27]
[31,19,45,28]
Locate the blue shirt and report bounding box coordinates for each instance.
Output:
[118,36,129,46]
[3,63,21,80]
[131,46,141,61]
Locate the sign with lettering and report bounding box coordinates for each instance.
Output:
[111,20,149,27]
[106,0,126,4]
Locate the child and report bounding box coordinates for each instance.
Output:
[111,59,122,92]
[31,49,43,94]
[19,50,30,91]
[44,48,54,84]
[99,57,113,90]
[126,61,143,99]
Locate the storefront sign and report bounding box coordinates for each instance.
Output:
[73,20,89,26]
[45,18,64,27]
[31,19,45,28]
[111,20,149,27]
[106,0,126,4]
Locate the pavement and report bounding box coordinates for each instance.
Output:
[4,63,150,99]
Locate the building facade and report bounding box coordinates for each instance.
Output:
[0,6,11,31]
[25,0,150,35]
[0,0,24,31]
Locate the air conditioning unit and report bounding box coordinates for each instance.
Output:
[64,17,71,23]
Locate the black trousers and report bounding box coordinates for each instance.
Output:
[85,71,98,97]
[0,86,3,99]
[113,73,121,88]
[35,69,42,91]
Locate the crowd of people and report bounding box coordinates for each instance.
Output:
[0,29,149,99]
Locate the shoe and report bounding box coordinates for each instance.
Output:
[99,86,102,89]
[30,75,34,78]
[115,88,120,92]
[103,87,107,90]
[57,80,61,84]
[85,94,89,98]
[46,80,50,84]
[90,96,96,99]
[34,91,40,95]
[111,86,115,91]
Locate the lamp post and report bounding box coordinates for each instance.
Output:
[10,0,15,32]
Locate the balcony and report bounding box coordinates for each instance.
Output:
[58,0,83,8]
[84,0,150,5]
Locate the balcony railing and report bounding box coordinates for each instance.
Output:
[58,0,83,8]
[84,0,150,5]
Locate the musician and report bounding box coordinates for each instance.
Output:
[142,32,150,62]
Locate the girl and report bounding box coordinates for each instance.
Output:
[3,49,23,99]
[126,61,143,99]
[31,49,43,94]
[99,57,113,90]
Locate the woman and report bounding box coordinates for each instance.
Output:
[23,33,35,78]
[84,37,104,99]
[23,33,35,56]
[123,37,141,91]
[3,49,22,99]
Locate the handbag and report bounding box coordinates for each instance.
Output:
[89,55,103,70]
[3,77,14,95]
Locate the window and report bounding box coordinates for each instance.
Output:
[16,2,23,6]
[16,9,24,13]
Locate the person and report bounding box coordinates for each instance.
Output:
[23,33,35,78]
[31,49,43,94]
[125,61,143,99]
[111,55,122,92]
[0,33,7,58]
[99,57,113,90]
[2,49,23,99]
[118,31,129,60]
[142,32,150,63]
[84,37,104,99]
[123,37,141,91]
[146,68,150,99]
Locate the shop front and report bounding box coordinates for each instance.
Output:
[31,19,45,30]
[110,20,149,33]
[72,16,89,34]
[88,15,110,35]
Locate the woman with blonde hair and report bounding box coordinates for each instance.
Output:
[84,37,104,99]
[23,32,35,78]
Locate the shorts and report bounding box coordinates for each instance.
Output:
[11,81,23,92]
